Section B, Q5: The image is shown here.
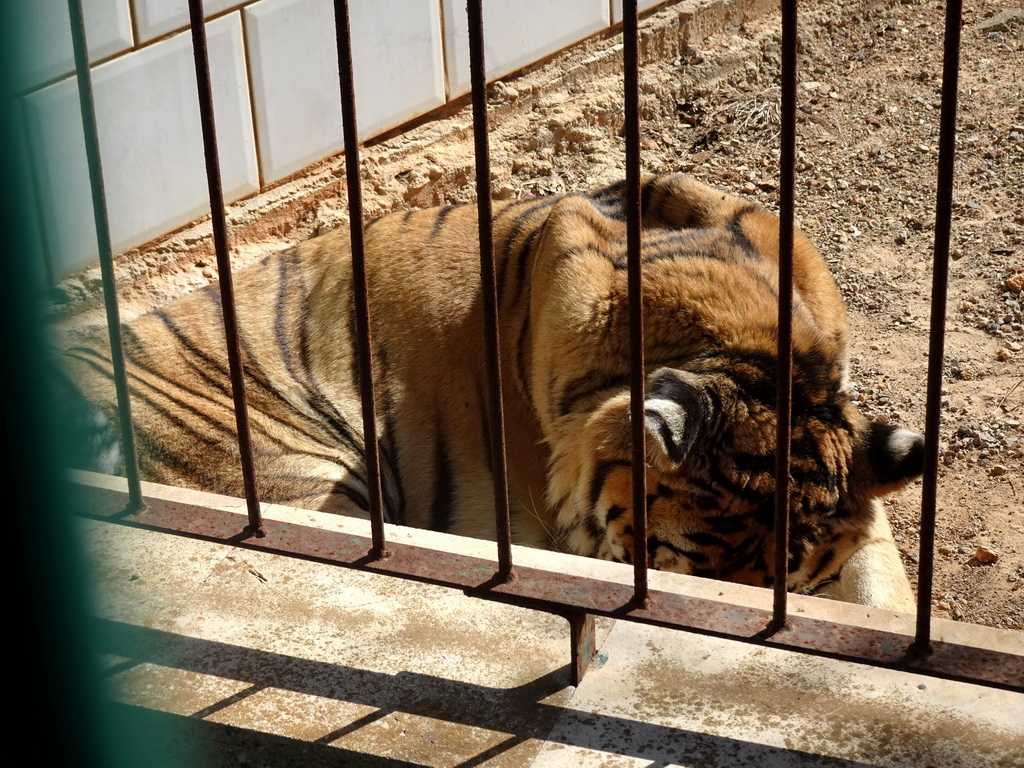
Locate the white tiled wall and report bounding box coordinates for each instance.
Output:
[19,0,672,279]
[442,0,609,99]
[133,0,244,43]
[245,0,445,183]
[611,0,671,25]
[22,80,95,278]
[24,13,258,271]
[11,101,50,293]
[13,0,133,90]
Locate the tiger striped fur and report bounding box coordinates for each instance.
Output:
[64,174,923,609]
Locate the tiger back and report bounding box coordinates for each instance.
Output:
[63,174,923,606]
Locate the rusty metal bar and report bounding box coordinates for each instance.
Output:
[467,0,514,580]
[623,0,649,607]
[914,0,964,654]
[772,0,798,628]
[333,0,386,558]
[186,0,264,537]
[567,611,597,687]
[78,483,1024,693]
[66,0,144,513]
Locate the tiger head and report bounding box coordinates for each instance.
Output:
[533,182,924,592]
[553,362,924,590]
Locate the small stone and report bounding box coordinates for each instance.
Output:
[997,348,1015,361]
[974,546,1000,563]
[989,465,1007,477]
[977,9,1024,34]
[1006,274,1024,293]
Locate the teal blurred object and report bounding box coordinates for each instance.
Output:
[1,4,106,765]
[1,4,162,765]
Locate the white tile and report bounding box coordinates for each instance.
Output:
[21,80,97,276]
[246,0,445,184]
[133,0,244,43]
[347,0,446,135]
[24,13,258,272]
[12,0,133,90]
[611,0,671,24]
[442,0,609,98]
[9,103,50,291]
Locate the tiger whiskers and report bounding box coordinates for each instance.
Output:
[516,488,569,553]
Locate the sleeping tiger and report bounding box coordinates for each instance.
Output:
[64,174,923,610]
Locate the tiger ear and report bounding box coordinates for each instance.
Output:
[643,368,712,470]
[855,421,925,497]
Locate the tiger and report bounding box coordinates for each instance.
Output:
[63,173,923,610]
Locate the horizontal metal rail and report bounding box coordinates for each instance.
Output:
[80,483,1024,693]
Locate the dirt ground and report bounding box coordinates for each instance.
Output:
[57,0,1022,629]
[663,0,1024,631]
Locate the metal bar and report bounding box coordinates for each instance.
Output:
[333,0,386,559]
[623,0,649,607]
[914,0,964,654]
[772,0,798,628]
[567,612,597,687]
[78,483,1024,693]
[466,0,514,581]
[186,0,263,537]
[66,0,144,513]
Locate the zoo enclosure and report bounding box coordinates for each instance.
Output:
[67,0,1022,692]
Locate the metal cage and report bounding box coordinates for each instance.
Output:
[64,0,1021,693]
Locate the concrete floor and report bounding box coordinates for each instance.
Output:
[79,474,1023,767]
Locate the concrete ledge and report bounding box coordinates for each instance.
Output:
[78,474,1023,767]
